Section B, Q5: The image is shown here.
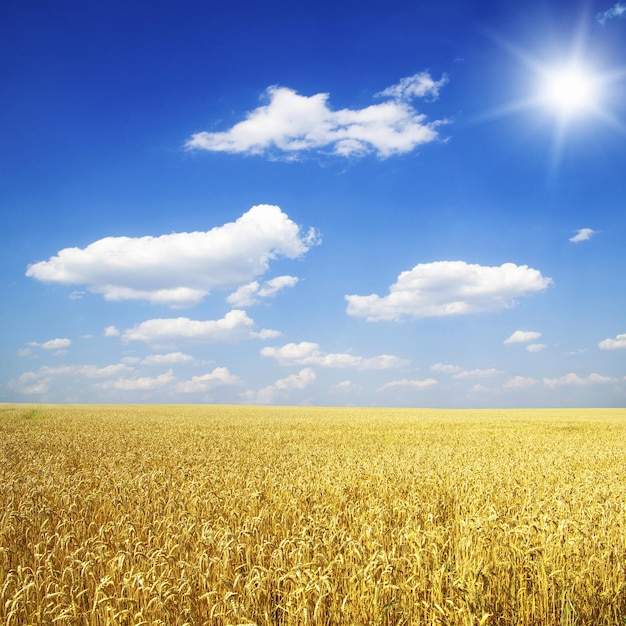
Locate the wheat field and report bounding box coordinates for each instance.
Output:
[1,405,624,625]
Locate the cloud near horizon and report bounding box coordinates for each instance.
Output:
[260,341,408,369]
[241,368,316,404]
[346,261,552,321]
[185,72,448,159]
[26,205,319,308]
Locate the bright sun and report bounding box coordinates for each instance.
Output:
[540,64,598,117]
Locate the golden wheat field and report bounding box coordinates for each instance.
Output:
[1,405,625,625]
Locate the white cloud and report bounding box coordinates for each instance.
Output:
[242,368,316,404]
[599,333,626,350]
[504,330,542,344]
[453,368,503,379]
[141,352,194,365]
[260,341,408,369]
[26,205,319,308]
[227,275,299,307]
[104,326,120,337]
[503,376,538,390]
[332,380,359,392]
[345,261,552,321]
[430,363,462,374]
[526,343,546,353]
[175,367,239,393]
[597,2,626,24]
[543,372,618,388]
[98,370,176,391]
[11,363,135,395]
[569,228,596,243]
[121,310,280,345]
[27,338,72,350]
[376,72,448,101]
[185,73,448,160]
[378,378,438,392]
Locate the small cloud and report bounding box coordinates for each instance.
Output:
[98,370,176,391]
[543,372,618,388]
[430,363,462,374]
[569,228,595,243]
[104,326,120,337]
[227,275,299,307]
[242,368,316,404]
[176,367,240,393]
[17,348,32,357]
[261,341,408,369]
[526,343,546,353]
[504,330,541,344]
[453,368,503,379]
[332,380,359,392]
[596,2,626,24]
[69,291,85,300]
[378,378,438,392]
[599,333,626,350]
[503,376,538,390]
[346,261,552,321]
[27,338,72,350]
[121,310,279,345]
[141,352,195,365]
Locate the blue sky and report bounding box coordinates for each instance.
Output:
[2,0,625,407]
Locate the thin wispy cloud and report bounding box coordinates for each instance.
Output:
[185,72,448,160]
[346,261,552,321]
[596,2,626,24]
[377,378,438,392]
[26,205,319,308]
[569,228,595,243]
[227,275,299,307]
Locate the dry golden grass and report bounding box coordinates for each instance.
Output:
[1,404,625,625]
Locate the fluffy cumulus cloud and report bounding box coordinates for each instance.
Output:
[26,205,319,308]
[121,310,279,345]
[260,341,408,369]
[504,330,541,344]
[543,372,618,388]
[175,367,239,393]
[597,2,626,24]
[242,368,316,404]
[378,378,438,392]
[185,72,448,159]
[569,228,596,243]
[227,275,299,307]
[598,333,626,350]
[346,261,552,321]
[526,343,546,353]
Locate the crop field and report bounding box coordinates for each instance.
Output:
[1,405,625,625]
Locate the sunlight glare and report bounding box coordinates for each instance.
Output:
[541,64,598,117]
